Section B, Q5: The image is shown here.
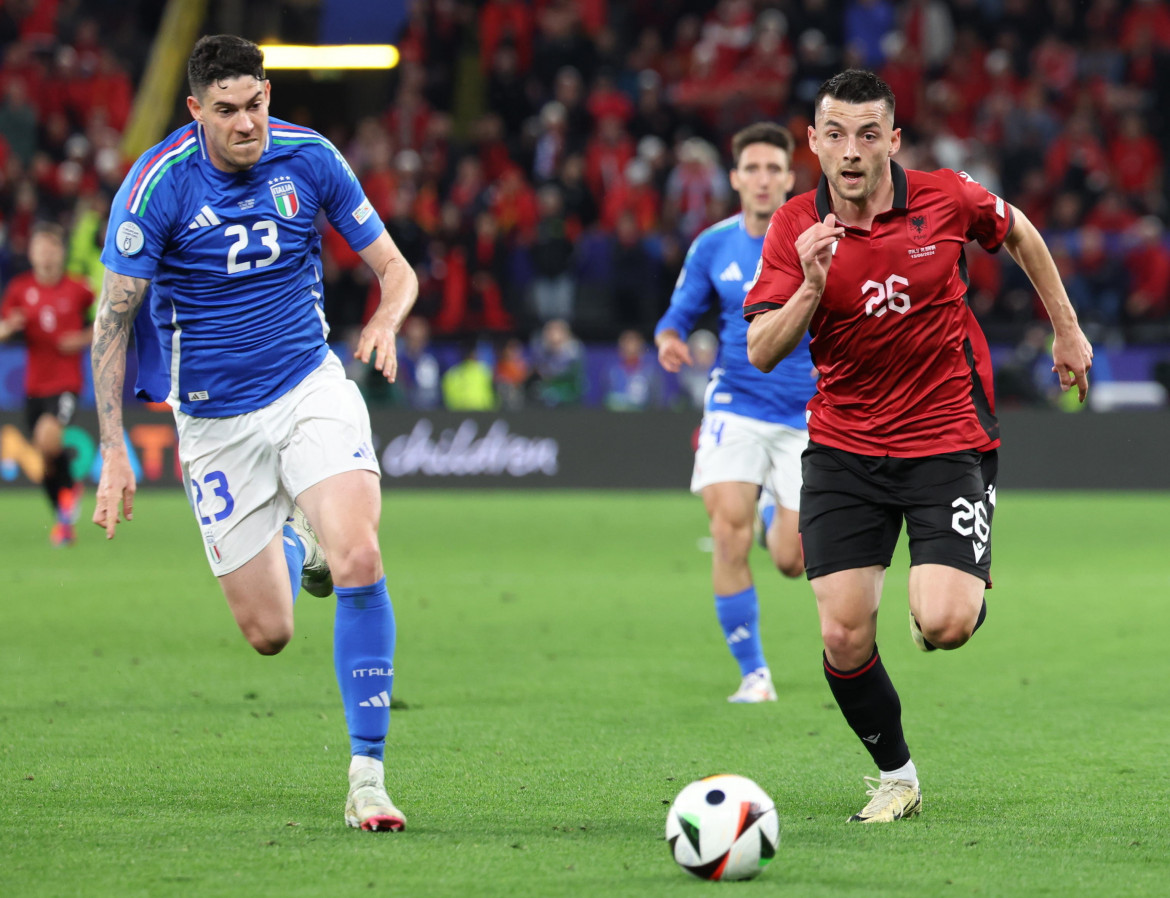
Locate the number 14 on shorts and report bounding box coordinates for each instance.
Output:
[699,417,727,447]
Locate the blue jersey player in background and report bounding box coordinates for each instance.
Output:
[92,35,417,832]
[655,123,816,704]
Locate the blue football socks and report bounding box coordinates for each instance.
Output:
[281,522,306,604]
[759,499,777,534]
[715,586,767,675]
[334,578,396,761]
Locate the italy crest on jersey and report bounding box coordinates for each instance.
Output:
[269,178,300,219]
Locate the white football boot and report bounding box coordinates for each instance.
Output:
[288,507,333,598]
[345,756,406,832]
[728,667,777,703]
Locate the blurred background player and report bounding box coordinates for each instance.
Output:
[91,35,418,832]
[0,221,93,545]
[654,122,817,703]
[745,70,1093,823]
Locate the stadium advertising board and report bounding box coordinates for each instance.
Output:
[0,409,699,490]
[2,408,1167,490]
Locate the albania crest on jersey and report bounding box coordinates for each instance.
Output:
[270,179,300,219]
[907,211,930,245]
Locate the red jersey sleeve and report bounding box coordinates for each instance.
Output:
[952,169,1014,252]
[74,279,96,324]
[0,281,18,319]
[743,209,805,320]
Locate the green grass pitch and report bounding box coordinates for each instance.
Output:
[2,488,1168,897]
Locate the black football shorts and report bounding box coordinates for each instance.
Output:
[25,391,79,433]
[799,441,998,585]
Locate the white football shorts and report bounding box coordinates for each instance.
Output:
[690,410,808,510]
[175,353,380,575]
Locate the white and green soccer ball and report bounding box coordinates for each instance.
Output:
[665,774,780,881]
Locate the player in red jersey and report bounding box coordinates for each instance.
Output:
[0,222,94,545]
[743,70,1093,823]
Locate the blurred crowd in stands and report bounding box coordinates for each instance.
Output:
[2,0,1170,411]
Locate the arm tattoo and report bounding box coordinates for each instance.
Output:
[91,271,149,450]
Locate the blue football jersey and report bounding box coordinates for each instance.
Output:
[655,214,815,427]
[102,117,385,417]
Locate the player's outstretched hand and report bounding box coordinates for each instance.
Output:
[93,446,136,540]
[1052,327,1094,403]
[656,333,693,373]
[0,310,26,339]
[795,213,845,292]
[355,313,400,383]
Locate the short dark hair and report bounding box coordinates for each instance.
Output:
[30,221,66,246]
[814,69,896,121]
[730,122,795,167]
[188,34,265,98]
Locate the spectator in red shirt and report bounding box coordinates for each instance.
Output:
[1044,111,1111,192]
[0,222,93,545]
[584,114,634,200]
[878,33,924,132]
[664,137,730,241]
[435,212,515,336]
[963,241,1003,321]
[1120,0,1170,52]
[1030,33,1079,103]
[0,43,46,119]
[601,157,660,232]
[78,49,133,132]
[586,68,634,126]
[700,0,756,77]
[725,10,795,120]
[385,62,431,152]
[480,0,534,73]
[1108,111,1163,204]
[1072,226,1128,326]
[447,154,488,226]
[472,112,513,183]
[1083,189,1140,234]
[359,130,398,222]
[489,164,539,241]
[18,0,58,46]
[1124,215,1170,321]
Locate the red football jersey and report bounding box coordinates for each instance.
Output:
[744,163,1010,457]
[0,272,94,397]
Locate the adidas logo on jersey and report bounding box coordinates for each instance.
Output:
[718,261,744,282]
[187,205,222,230]
[359,691,391,708]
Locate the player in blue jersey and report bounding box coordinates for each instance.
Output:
[91,35,415,832]
[655,122,816,703]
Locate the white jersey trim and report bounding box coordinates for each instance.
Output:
[129,136,198,215]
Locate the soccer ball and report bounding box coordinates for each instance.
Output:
[665,774,779,881]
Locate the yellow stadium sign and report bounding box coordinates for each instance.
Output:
[259,44,400,70]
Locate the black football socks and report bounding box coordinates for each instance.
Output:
[823,646,911,772]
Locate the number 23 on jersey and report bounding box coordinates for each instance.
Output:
[223,220,281,273]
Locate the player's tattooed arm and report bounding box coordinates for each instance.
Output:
[92,271,150,538]
[92,271,149,450]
